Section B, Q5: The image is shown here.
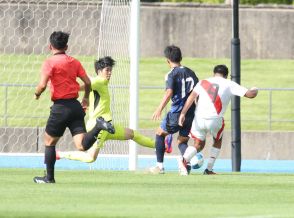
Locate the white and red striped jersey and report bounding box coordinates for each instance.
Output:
[193,77,248,119]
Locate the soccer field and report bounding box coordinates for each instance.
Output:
[0,169,293,218]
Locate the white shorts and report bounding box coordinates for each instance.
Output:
[189,116,225,142]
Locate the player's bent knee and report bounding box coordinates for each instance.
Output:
[125,128,134,140]
[193,139,205,152]
[156,127,168,136]
[177,135,189,144]
[198,143,205,151]
[44,132,59,146]
[77,145,85,151]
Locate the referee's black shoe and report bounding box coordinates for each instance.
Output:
[96,117,115,134]
[33,176,55,184]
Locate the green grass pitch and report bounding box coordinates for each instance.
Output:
[0,169,294,218]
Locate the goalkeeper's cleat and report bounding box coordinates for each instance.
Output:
[95,117,115,134]
[149,166,165,174]
[164,134,173,153]
[178,157,191,176]
[33,176,55,184]
[203,169,216,175]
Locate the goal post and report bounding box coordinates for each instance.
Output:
[128,0,140,171]
[0,0,139,171]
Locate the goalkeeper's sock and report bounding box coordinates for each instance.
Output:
[44,145,56,181]
[133,130,155,148]
[104,125,124,140]
[178,143,188,156]
[59,151,96,163]
[104,126,155,148]
[207,147,220,171]
[155,135,165,163]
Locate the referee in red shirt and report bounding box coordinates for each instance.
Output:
[33,31,114,183]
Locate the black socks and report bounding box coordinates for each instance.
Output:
[155,134,165,163]
[81,127,101,151]
[44,146,56,181]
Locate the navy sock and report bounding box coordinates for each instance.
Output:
[44,146,56,181]
[155,135,165,163]
[178,143,188,156]
[82,127,100,150]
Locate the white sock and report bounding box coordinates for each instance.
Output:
[58,151,95,163]
[207,147,220,171]
[58,151,66,159]
[183,146,197,162]
[156,162,163,169]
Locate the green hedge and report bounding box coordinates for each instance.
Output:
[143,0,293,5]
[240,0,292,4]
[161,0,224,3]
[159,0,223,3]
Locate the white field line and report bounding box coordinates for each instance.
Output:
[0,153,180,159]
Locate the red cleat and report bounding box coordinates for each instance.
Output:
[56,150,60,160]
[164,134,173,153]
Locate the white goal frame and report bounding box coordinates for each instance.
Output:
[0,0,140,171]
[128,0,140,171]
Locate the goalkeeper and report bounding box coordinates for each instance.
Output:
[57,56,155,163]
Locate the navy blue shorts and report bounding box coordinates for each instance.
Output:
[45,99,86,137]
[160,104,195,137]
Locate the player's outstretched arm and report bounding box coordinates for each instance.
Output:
[79,74,91,110]
[245,87,258,98]
[34,71,49,99]
[152,89,173,120]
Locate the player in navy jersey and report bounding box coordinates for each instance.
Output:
[149,45,199,175]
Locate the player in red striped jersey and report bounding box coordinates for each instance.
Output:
[179,65,258,175]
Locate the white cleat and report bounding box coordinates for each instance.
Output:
[149,166,165,174]
[178,157,189,176]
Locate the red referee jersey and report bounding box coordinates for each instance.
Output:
[41,54,86,101]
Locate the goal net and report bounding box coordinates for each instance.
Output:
[0,0,135,170]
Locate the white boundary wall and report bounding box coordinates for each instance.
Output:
[0,2,293,58]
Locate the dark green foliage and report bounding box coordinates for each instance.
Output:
[240,0,293,4]
[142,0,293,5]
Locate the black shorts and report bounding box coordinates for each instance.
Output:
[45,99,86,137]
[161,103,195,137]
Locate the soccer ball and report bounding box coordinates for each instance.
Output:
[190,152,204,169]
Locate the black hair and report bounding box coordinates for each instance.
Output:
[213,65,229,77]
[94,56,116,74]
[49,31,69,50]
[164,45,182,63]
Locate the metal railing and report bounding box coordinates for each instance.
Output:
[1,84,294,130]
[262,88,294,130]
[0,84,37,126]
[139,86,294,131]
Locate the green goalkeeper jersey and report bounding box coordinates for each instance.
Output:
[88,76,112,122]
